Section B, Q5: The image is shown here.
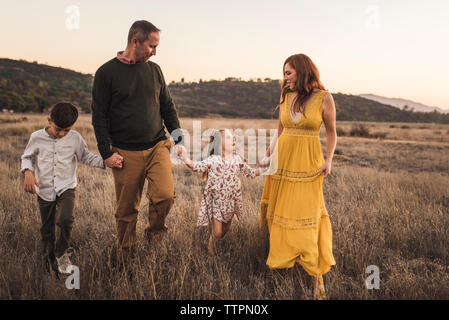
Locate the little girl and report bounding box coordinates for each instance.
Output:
[178,128,265,255]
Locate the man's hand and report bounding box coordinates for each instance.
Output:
[104,152,124,168]
[24,170,39,194]
[174,144,187,161]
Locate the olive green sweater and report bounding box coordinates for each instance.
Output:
[91,58,183,160]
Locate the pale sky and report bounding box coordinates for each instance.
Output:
[1,0,448,110]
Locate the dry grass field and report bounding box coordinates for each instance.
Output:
[0,113,448,300]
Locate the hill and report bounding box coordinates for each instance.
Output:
[359,93,449,114]
[169,79,449,123]
[1,58,448,123]
[0,58,92,113]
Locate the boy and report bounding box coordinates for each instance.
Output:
[21,102,112,276]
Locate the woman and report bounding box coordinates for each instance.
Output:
[260,53,337,299]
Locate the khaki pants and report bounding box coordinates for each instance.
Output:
[111,139,175,253]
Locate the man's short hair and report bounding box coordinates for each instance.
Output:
[50,102,79,128]
[127,20,160,44]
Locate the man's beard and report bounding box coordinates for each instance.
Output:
[137,54,150,63]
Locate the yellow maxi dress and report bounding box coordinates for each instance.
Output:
[260,89,336,276]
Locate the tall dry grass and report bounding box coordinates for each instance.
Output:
[0,114,448,299]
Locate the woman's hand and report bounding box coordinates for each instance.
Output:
[256,167,269,176]
[258,156,271,168]
[317,161,332,178]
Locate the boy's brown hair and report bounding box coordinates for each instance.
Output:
[50,102,79,128]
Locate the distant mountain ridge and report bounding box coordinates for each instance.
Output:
[359,94,449,114]
[1,58,449,123]
[0,58,92,113]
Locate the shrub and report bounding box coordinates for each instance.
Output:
[336,127,346,136]
[350,124,371,137]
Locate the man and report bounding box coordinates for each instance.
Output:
[91,20,185,261]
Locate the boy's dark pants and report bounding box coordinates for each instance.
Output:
[37,188,76,259]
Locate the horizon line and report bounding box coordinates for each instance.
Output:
[2,56,448,112]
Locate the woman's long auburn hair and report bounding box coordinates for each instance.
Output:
[276,54,326,117]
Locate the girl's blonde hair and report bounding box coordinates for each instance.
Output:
[201,129,246,182]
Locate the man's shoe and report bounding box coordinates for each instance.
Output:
[145,226,168,243]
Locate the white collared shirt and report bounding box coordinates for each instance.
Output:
[21,127,105,201]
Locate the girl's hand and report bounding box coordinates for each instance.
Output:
[24,170,39,194]
[258,156,270,168]
[256,167,268,176]
[177,147,190,163]
[317,161,332,178]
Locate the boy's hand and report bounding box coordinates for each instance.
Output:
[24,170,39,194]
[104,152,123,169]
[113,158,123,168]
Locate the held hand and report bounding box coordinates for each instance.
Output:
[258,156,271,168]
[259,166,269,175]
[176,145,188,161]
[114,159,123,168]
[176,146,184,158]
[265,147,271,158]
[104,152,124,169]
[317,161,332,178]
[255,167,268,176]
[24,170,39,194]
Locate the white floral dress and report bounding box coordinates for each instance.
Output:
[193,154,257,226]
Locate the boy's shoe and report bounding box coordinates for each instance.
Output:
[43,252,60,279]
[56,252,72,274]
[41,242,60,278]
